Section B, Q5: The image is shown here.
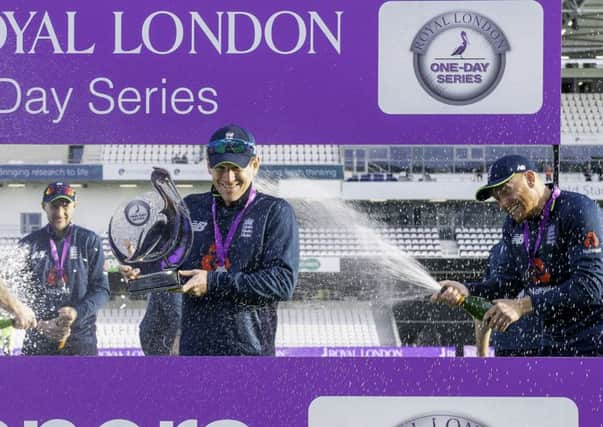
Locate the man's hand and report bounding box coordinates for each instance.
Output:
[38,307,77,343]
[12,300,37,329]
[38,318,71,342]
[483,297,532,332]
[179,270,208,297]
[431,280,469,305]
[57,306,77,326]
[56,306,77,349]
[119,265,141,282]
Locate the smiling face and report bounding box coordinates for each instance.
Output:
[209,156,260,205]
[491,172,540,223]
[43,198,76,234]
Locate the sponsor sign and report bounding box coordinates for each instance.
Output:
[379,1,543,114]
[0,359,596,425]
[299,257,341,273]
[0,0,558,145]
[0,164,103,181]
[260,165,344,180]
[309,397,577,427]
[276,346,456,357]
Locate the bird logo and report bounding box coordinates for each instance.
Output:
[451,31,469,58]
[410,10,510,105]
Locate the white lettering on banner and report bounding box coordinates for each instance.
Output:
[88,77,218,116]
[1,12,95,54]
[265,11,307,55]
[0,10,343,55]
[100,421,138,427]
[0,78,73,123]
[24,421,75,427]
[0,420,250,427]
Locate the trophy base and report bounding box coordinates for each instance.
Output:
[127,270,182,295]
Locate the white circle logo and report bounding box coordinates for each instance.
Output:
[124,200,151,226]
[396,414,489,427]
[411,11,510,105]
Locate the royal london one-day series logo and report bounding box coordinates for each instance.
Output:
[396,414,488,427]
[411,11,510,105]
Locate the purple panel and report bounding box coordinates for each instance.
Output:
[276,346,456,357]
[0,1,559,145]
[0,358,600,425]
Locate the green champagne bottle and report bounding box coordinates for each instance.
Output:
[0,318,14,356]
[0,318,14,329]
[457,295,493,321]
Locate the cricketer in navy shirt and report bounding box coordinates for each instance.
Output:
[19,183,110,355]
[435,155,603,356]
[122,125,300,355]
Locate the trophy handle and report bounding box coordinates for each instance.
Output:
[108,167,194,279]
[151,167,193,269]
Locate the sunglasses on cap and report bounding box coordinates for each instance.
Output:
[45,186,75,197]
[207,138,256,156]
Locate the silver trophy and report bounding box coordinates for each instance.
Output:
[108,168,193,294]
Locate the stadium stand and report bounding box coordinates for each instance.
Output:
[276,302,386,347]
[562,93,603,135]
[256,144,340,165]
[98,144,340,165]
[101,144,204,164]
[455,227,502,257]
[299,227,442,258]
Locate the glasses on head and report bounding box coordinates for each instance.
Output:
[45,186,74,197]
[207,138,255,156]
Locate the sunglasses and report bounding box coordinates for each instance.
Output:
[207,138,256,156]
[45,186,75,197]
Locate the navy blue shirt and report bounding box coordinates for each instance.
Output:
[19,224,110,355]
[179,187,300,355]
[486,242,550,355]
[467,190,603,355]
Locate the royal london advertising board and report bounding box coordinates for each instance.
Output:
[0,0,558,145]
[1,2,595,427]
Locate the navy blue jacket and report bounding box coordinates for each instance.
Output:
[485,242,551,355]
[19,224,110,355]
[179,187,299,355]
[139,291,182,355]
[466,190,603,355]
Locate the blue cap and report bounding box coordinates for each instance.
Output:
[207,124,257,168]
[475,155,535,201]
[42,182,76,204]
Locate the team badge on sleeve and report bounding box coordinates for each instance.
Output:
[583,231,601,254]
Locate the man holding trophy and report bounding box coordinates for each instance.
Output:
[120,124,300,355]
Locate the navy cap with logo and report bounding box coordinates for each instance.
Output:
[42,182,77,204]
[475,154,536,201]
[207,124,257,168]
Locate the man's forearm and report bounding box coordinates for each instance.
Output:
[0,281,18,314]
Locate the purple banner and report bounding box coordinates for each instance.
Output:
[276,346,455,357]
[0,0,559,145]
[0,358,600,425]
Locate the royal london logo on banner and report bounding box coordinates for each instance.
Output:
[395,414,488,427]
[410,10,509,106]
[308,396,578,427]
[378,0,544,115]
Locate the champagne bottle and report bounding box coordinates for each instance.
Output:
[457,295,493,321]
[0,318,14,356]
[0,318,14,329]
